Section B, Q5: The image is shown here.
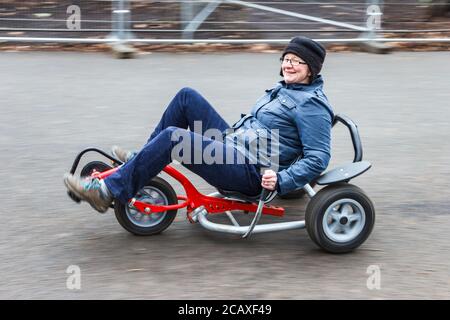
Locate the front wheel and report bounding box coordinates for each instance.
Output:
[114,176,178,236]
[305,183,375,253]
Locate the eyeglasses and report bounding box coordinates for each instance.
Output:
[280,57,307,66]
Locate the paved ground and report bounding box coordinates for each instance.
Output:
[0,51,449,299]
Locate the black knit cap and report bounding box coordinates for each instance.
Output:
[280,36,326,81]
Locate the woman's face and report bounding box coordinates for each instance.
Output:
[281,53,312,85]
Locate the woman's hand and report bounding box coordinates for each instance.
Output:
[261,169,278,191]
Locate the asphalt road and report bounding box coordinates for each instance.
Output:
[0,50,449,299]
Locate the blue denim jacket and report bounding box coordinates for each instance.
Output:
[224,75,334,195]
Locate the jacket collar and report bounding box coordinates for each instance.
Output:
[279,75,324,91]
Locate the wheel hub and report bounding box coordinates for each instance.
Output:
[339,216,349,225]
[126,186,168,228]
[322,198,366,243]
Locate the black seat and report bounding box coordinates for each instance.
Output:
[216,188,262,202]
[217,188,278,204]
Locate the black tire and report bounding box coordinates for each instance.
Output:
[80,161,112,178]
[305,183,375,254]
[114,176,178,236]
[277,182,316,200]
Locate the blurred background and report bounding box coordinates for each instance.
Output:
[0,0,449,300]
[0,0,449,49]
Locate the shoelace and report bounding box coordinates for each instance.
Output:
[82,178,101,191]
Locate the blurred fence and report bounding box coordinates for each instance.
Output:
[0,0,449,44]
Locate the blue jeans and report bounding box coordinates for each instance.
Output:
[104,87,263,204]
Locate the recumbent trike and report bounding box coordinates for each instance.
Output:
[66,114,375,253]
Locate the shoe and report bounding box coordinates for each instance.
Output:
[63,173,113,213]
[111,145,135,163]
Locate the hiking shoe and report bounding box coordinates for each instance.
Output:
[63,173,113,213]
[111,145,135,163]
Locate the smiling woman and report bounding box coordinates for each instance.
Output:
[64,36,334,212]
[279,36,327,85]
[281,54,311,84]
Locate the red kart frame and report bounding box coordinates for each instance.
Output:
[90,164,284,221]
[66,113,376,253]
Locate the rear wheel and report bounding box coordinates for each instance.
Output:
[305,183,375,253]
[114,176,178,236]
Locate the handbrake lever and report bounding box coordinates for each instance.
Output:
[242,188,270,239]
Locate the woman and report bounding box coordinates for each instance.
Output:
[64,36,334,213]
